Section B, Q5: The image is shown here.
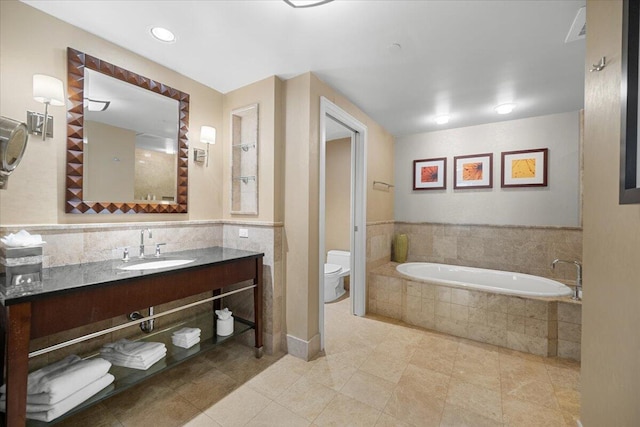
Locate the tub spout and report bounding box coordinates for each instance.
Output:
[551,259,582,300]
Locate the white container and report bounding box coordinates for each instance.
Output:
[217,316,234,336]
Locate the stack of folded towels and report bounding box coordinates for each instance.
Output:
[100,339,166,370]
[0,355,113,422]
[171,327,201,349]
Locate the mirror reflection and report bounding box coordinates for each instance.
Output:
[83,68,179,203]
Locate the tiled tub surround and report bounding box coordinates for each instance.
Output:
[0,220,284,371]
[369,263,582,360]
[394,222,583,283]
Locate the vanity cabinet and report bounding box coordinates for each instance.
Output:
[0,247,263,426]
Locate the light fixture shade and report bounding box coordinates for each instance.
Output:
[495,103,516,115]
[200,126,216,144]
[33,74,64,106]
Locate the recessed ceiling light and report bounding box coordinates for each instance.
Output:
[435,115,450,125]
[495,103,516,115]
[284,0,334,8]
[150,27,176,43]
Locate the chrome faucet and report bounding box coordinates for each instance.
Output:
[140,228,152,258]
[551,259,582,300]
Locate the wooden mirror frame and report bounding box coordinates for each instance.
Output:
[65,47,189,213]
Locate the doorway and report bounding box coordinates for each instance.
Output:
[319,97,367,351]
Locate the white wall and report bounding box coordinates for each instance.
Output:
[394,111,581,227]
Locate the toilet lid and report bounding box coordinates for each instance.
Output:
[324,264,341,275]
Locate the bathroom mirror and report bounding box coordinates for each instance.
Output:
[65,48,189,214]
[0,117,29,189]
[230,104,258,215]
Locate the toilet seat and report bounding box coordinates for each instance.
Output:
[324,263,341,275]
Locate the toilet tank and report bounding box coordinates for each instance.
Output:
[327,250,350,272]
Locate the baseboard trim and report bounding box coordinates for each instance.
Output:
[286,333,321,361]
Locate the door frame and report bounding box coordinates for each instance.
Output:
[319,97,367,350]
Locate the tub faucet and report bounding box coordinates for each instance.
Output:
[140,228,152,258]
[551,259,582,300]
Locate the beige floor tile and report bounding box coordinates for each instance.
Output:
[56,402,124,427]
[340,370,395,410]
[245,401,311,427]
[304,354,359,391]
[359,351,409,384]
[182,413,223,427]
[175,367,238,411]
[374,412,413,427]
[555,387,581,417]
[103,377,201,427]
[439,402,504,427]
[204,386,272,427]
[501,376,559,410]
[275,376,337,421]
[502,397,566,427]
[445,378,502,423]
[247,359,304,400]
[499,353,550,384]
[409,349,456,376]
[314,393,382,427]
[546,365,580,391]
[383,367,448,427]
[452,354,501,391]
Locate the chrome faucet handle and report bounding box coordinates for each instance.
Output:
[155,243,166,257]
[122,247,130,262]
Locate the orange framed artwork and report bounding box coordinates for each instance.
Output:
[501,148,548,187]
[413,157,446,190]
[453,153,493,189]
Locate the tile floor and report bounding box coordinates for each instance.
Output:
[58,297,580,427]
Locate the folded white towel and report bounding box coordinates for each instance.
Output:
[171,328,201,339]
[0,357,111,404]
[101,347,166,370]
[172,327,201,338]
[172,336,200,349]
[0,373,115,422]
[101,339,165,358]
[0,355,80,395]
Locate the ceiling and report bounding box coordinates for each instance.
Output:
[23,0,586,137]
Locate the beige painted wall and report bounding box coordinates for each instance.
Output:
[582,1,640,424]
[0,0,224,225]
[222,76,284,222]
[325,137,351,253]
[284,72,395,348]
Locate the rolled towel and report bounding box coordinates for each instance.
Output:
[0,373,115,422]
[0,357,111,404]
[0,355,80,395]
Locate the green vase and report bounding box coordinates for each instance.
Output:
[393,234,408,263]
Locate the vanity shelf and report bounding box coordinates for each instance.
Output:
[26,313,255,426]
[0,247,264,426]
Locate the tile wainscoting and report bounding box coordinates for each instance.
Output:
[368,264,582,360]
[0,220,284,370]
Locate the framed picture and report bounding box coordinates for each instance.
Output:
[413,157,446,190]
[621,0,640,203]
[501,148,548,187]
[453,153,493,189]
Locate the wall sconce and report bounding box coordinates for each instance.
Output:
[27,74,65,140]
[194,125,216,166]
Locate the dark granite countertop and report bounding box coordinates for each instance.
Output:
[1,246,263,305]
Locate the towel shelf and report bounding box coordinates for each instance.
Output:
[26,313,255,426]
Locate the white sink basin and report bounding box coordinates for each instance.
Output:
[118,258,195,271]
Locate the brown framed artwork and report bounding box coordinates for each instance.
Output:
[453,153,492,189]
[413,157,446,190]
[501,148,548,188]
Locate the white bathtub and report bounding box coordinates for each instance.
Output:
[396,262,572,298]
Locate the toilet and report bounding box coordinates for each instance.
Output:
[324,250,350,303]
